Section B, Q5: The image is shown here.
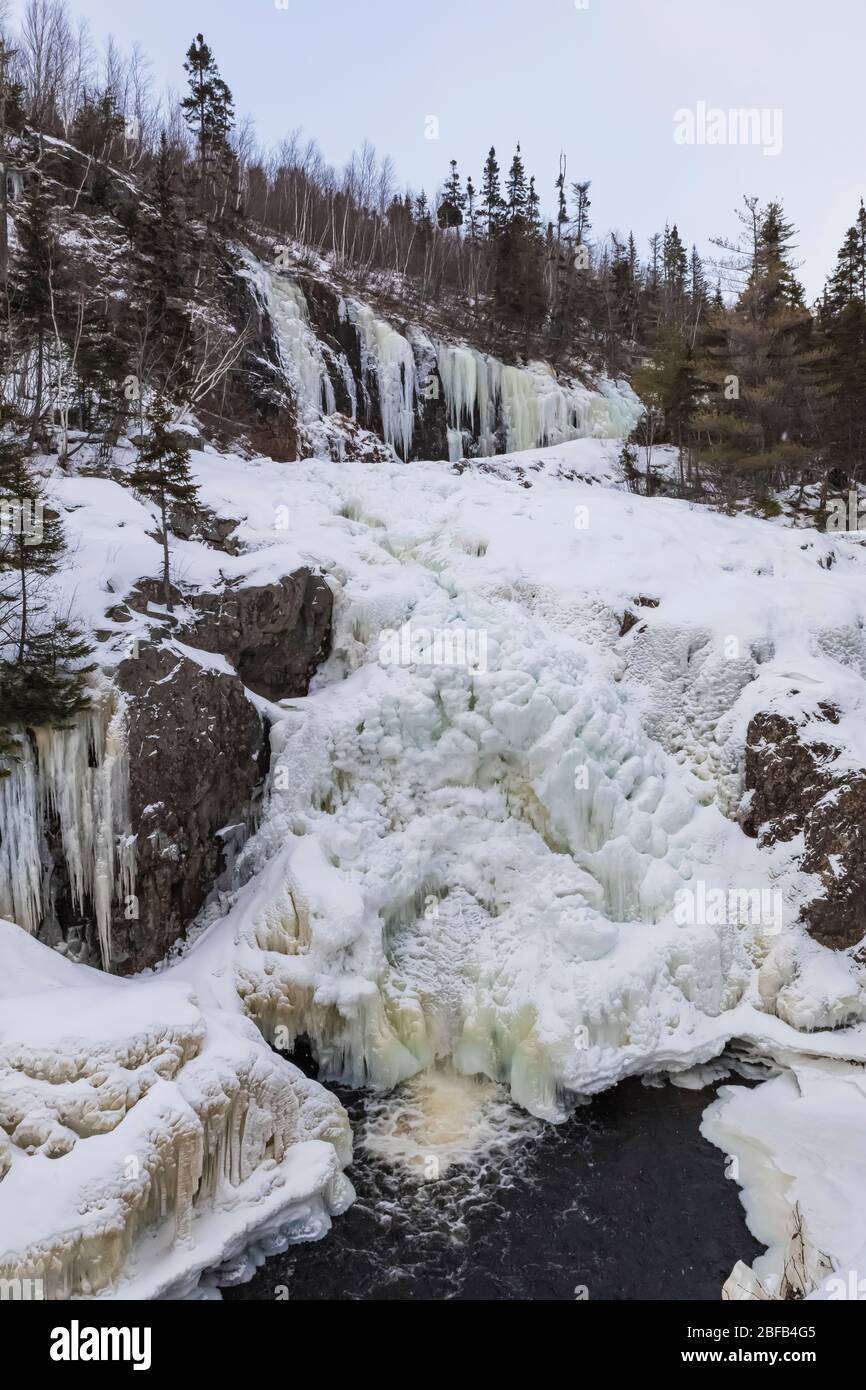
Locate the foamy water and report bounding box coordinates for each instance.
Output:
[360,1068,542,1179]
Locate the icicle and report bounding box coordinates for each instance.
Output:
[344,301,416,460]
[436,343,642,457]
[0,681,134,969]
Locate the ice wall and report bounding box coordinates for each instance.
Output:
[0,682,134,969]
[437,344,643,460]
[341,299,417,461]
[252,250,643,464]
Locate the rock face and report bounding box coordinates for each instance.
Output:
[106,571,333,973]
[298,273,451,462]
[742,708,866,949]
[186,571,332,702]
[110,643,265,973]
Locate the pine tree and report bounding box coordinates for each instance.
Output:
[130,133,194,407]
[437,159,466,230]
[555,156,568,243]
[129,397,199,611]
[505,144,528,223]
[0,437,65,662]
[818,200,866,492]
[181,34,235,215]
[465,176,480,239]
[693,201,817,502]
[570,180,592,246]
[413,191,434,239]
[480,147,503,235]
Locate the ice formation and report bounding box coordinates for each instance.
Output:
[7,428,866,1298]
[0,680,134,968]
[0,919,353,1299]
[269,274,336,427]
[340,299,417,461]
[437,344,643,459]
[250,249,642,464]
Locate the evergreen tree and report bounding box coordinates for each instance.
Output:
[129,397,199,611]
[438,159,466,230]
[570,180,592,245]
[0,434,93,754]
[70,87,126,161]
[413,190,434,239]
[11,174,70,448]
[555,157,568,243]
[465,176,480,239]
[693,201,816,501]
[818,200,866,491]
[181,34,236,215]
[130,133,194,407]
[505,144,528,223]
[480,147,503,235]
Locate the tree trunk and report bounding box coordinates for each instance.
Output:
[17,536,26,664]
[26,334,45,452]
[160,491,172,612]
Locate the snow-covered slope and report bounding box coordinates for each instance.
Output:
[5,433,866,1298]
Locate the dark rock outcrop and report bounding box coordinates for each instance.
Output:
[102,568,332,972]
[742,708,866,949]
[185,571,332,701]
[110,643,265,973]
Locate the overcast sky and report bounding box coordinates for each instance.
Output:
[22,0,865,299]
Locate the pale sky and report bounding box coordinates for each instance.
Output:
[18,0,865,299]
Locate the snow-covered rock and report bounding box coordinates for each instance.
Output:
[0,919,352,1299]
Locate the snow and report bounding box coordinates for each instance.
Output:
[0,918,353,1300]
[6,426,866,1297]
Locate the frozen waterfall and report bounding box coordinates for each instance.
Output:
[0,683,134,969]
[437,343,643,460]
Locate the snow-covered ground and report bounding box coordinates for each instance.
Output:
[5,432,866,1298]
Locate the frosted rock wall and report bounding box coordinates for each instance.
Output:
[258,254,642,464]
[0,682,134,969]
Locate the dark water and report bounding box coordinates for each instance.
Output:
[224,1070,762,1302]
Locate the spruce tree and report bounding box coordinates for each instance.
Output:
[181,34,235,215]
[480,147,503,235]
[818,200,866,492]
[438,159,466,230]
[505,145,528,223]
[693,201,816,502]
[570,181,592,246]
[0,435,93,751]
[129,397,199,611]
